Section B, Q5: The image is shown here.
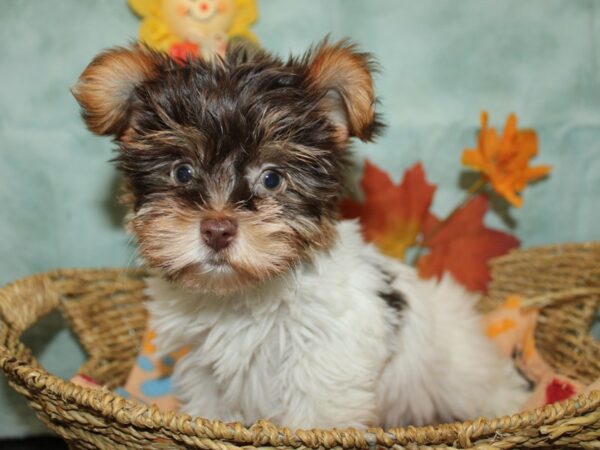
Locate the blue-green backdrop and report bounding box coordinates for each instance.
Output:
[1,0,599,438]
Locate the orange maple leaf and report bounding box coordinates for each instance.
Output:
[417,195,520,291]
[461,112,552,207]
[341,161,435,260]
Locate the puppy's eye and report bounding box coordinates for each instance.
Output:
[262,170,282,190]
[173,163,194,185]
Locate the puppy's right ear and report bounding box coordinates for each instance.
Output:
[72,45,158,137]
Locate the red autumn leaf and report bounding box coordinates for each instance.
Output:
[342,160,519,292]
[417,195,519,291]
[341,161,436,260]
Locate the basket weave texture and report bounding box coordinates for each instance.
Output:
[1,243,600,449]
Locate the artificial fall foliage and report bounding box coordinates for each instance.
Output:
[417,196,519,291]
[340,162,435,261]
[342,112,550,292]
[461,112,552,207]
[341,162,519,292]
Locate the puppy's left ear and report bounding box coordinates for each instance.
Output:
[306,40,382,143]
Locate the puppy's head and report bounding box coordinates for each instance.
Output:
[73,40,382,294]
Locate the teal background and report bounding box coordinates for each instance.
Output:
[1,0,599,438]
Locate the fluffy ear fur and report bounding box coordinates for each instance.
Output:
[306,40,381,142]
[72,45,158,137]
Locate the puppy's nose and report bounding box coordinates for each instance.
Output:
[201,218,237,252]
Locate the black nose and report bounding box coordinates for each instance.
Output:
[201,218,238,252]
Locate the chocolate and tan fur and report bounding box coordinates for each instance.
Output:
[73,41,527,428]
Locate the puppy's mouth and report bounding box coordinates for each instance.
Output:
[206,258,228,267]
[175,248,268,296]
[203,254,232,270]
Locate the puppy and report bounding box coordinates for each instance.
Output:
[73,40,528,429]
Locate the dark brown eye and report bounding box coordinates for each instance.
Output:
[262,170,282,190]
[173,163,194,184]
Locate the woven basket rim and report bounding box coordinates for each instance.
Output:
[1,267,600,448]
[2,352,600,448]
[2,351,600,448]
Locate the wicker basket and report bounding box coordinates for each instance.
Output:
[1,243,600,449]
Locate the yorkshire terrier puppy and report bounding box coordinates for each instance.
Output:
[73,40,527,429]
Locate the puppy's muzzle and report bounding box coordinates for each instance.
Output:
[201,218,238,252]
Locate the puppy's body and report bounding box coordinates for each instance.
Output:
[148,221,525,428]
[73,40,527,429]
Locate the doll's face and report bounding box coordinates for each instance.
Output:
[163,0,236,41]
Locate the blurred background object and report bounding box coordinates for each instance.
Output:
[0,0,599,440]
[128,0,258,59]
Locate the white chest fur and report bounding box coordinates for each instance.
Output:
[146,221,399,428]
